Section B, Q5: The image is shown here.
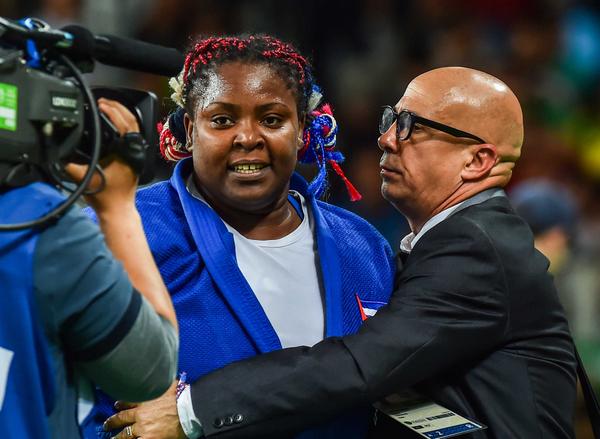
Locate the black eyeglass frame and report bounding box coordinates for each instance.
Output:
[379,106,487,144]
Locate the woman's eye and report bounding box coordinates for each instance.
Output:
[211,116,234,127]
[263,115,283,127]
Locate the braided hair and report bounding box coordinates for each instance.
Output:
[159,34,360,200]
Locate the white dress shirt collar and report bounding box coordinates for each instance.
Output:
[399,188,505,254]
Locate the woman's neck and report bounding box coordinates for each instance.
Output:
[220,198,301,240]
[195,184,301,240]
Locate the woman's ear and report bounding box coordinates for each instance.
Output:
[297,116,306,152]
[184,112,193,147]
[461,144,499,181]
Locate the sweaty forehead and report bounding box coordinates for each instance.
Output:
[199,62,291,109]
[200,69,230,109]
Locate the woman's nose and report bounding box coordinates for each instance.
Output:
[233,120,264,150]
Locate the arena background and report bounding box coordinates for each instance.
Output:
[2,0,599,436]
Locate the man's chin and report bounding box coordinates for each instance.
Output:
[381,182,402,203]
[381,184,411,213]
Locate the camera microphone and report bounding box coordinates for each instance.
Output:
[61,25,184,77]
[0,18,184,76]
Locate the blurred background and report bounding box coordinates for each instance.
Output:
[2,0,600,435]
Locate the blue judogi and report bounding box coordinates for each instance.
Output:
[0,183,64,439]
[84,159,395,438]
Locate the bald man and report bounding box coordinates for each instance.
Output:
[112,68,577,438]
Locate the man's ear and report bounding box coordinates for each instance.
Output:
[461,144,499,181]
[184,112,193,146]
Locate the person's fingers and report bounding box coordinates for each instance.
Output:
[103,99,139,130]
[98,101,129,135]
[111,423,139,439]
[98,98,140,134]
[114,400,139,411]
[103,407,137,431]
[63,163,103,190]
[63,163,86,182]
[98,99,133,123]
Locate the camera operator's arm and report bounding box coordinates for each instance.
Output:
[48,98,178,401]
[66,98,177,331]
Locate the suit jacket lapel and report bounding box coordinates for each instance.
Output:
[170,160,281,353]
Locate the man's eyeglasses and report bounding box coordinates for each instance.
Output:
[379,106,486,144]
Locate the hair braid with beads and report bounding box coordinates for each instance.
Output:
[159,34,361,200]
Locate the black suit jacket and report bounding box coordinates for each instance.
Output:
[190,195,577,438]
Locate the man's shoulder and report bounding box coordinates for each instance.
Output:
[416,196,536,271]
[453,196,531,244]
[37,204,104,257]
[430,196,523,239]
[455,195,514,221]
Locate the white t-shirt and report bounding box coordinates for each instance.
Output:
[186,177,324,348]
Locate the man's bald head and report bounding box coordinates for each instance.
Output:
[402,67,524,186]
[379,67,526,230]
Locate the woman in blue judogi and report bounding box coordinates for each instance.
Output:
[88,35,395,439]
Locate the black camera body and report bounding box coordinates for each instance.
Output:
[0,47,85,186]
[0,45,159,188]
[0,16,181,230]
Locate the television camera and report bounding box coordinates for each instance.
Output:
[0,17,183,230]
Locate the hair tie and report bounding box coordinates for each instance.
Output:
[299,104,362,201]
[158,118,190,162]
[169,71,185,107]
[307,86,324,113]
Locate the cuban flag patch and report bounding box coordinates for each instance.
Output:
[355,295,386,321]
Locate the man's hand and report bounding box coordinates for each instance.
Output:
[104,381,187,439]
[64,98,141,215]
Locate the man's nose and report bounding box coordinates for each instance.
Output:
[377,125,398,152]
[233,120,264,150]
